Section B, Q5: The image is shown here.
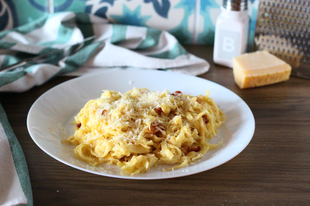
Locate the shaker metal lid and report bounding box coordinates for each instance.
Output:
[223,0,248,11]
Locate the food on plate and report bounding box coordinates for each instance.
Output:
[233,50,291,89]
[64,88,226,175]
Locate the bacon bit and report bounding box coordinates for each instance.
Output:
[172,91,182,96]
[197,97,202,103]
[155,131,162,137]
[150,146,156,152]
[168,112,176,119]
[77,123,81,128]
[181,145,189,155]
[146,122,165,134]
[154,107,164,115]
[202,115,209,124]
[120,155,132,162]
[182,144,201,154]
[101,110,106,115]
[189,144,201,152]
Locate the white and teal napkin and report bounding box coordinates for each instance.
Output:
[0,12,209,92]
[0,104,33,206]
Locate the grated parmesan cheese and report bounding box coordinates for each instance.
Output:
[64,88,226,175]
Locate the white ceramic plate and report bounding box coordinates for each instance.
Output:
[27,69,255,180]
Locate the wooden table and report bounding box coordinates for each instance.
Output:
[1,45,310,205]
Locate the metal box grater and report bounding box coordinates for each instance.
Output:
[254,0,310,79]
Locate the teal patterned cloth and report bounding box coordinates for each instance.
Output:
[0,12,209,92]
[0,104,33,206]
[0,0,259,45]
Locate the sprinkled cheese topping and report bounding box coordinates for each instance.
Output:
[65,88,226,175]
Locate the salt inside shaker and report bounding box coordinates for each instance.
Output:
[213,0,249,68]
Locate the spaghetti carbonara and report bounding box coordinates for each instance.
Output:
[65,88,226,175]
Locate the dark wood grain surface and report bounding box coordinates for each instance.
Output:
[1,45,310,206]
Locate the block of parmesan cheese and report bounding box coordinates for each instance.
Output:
[233,51,292,89]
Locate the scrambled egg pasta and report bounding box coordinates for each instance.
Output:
[65,88,226,175]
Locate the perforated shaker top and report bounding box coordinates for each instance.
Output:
[254,0,310,79]
[223,0,248,11]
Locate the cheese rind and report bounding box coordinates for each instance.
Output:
[233,51,292,89]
